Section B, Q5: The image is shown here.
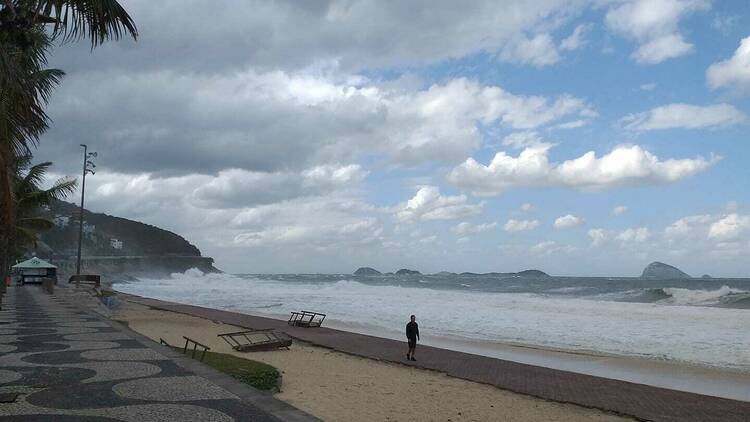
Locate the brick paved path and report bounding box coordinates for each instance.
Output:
[123,293,750,422]
[0,286,316,422]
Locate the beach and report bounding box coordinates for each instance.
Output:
[112,298,632,422]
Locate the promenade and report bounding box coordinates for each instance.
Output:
[124,293,750,422]
[0,286,317,422]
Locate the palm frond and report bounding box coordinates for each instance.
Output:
[43,0,138,47]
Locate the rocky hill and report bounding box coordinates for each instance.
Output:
[641,262,690,279]
[36,200,218,275]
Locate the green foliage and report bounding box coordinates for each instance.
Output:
[181,348,282,392]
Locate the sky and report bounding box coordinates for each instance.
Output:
[36,0,750,276]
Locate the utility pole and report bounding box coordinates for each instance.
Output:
[75,144,96,282]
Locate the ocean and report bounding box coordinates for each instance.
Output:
[114,269,750,372]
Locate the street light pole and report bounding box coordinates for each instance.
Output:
[75,144,96,281]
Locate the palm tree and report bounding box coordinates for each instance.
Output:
[0,0,137,281]
[11,155,77,260]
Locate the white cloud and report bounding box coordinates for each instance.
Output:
[588,229,608,247]
[605,0,709,64]
[501,131,549,149]
[640,83,657,91]
[707,36,750,91]
[632,33,693,64]
[499,33,561,67]
[554,214,585,229]
[193,164,367,208]
[395,186,483,223]
[560,24,591,51]
[616,227,651,243]
[588,227,650,246]
[451,222,497,236]
[662,213,750,260]
[448,144,717,196]
[530,240,576,255]
[708,214,750,241]
[520,203,535,212]
[622,103,745,130]
[504,219,540,232]
[612,205,628,216]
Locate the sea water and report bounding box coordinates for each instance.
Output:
[114,269,750,371]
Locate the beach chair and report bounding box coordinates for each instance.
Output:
[217,329,292,352]
[288,310,326,328]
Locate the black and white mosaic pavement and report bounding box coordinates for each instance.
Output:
[0,286,283,421]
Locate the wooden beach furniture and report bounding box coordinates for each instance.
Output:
[217,329,292,352]
[288,310,326,328]
[68,274,101,288]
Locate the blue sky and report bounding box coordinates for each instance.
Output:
[39,0,750,276]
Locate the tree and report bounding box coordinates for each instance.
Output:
[11,155,77,260]
[0,1,137,280]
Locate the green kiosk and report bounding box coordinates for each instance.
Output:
[12,257,58,285]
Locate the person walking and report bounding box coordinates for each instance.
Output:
[406,314,419,361]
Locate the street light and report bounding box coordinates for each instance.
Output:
[75,144,96,281]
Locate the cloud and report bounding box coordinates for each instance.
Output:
[504,219,540,232]
[554,214,585,229]
[530,240,576,255]
[605,0,710,64]
[616,227,651,243]
[520,203,535,212]
[499,33,561,67]
[707,35,750,91]
[588,227,650,246]
[560,24,591,51]
[50,0,595,74]
[193,165,367,208]
[612,205,628,216]
[448,144,717,196]
[708,214,750,241]
[501,131,549,149]
[43,74,596,174]
[639,83,657,91]
[451,222,497,236]
[622,103,745,130]
[395,186,483,223]
[663,213,750,260]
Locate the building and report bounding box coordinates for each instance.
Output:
[53,215,70,228]
[110,238,123,250]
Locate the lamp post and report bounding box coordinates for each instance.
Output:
[75,144,96,281]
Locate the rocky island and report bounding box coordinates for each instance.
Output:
[395,269,421,275]
[354,267,382,276]
[641,262,690,279]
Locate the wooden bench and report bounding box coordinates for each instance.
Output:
[218,329,292,352]
[68,274,101,288]
[288,310,326,328]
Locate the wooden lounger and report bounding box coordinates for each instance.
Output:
[288,310,326,327]
[217,329,292,352]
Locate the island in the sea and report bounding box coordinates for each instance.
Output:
[640,262,690,279]
[353,267,550,277]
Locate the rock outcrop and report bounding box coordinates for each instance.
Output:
[641,262,690,279]
[354,267,382,276]
[395,269,421,275]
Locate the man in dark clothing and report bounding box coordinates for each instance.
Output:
[406,314,419,361]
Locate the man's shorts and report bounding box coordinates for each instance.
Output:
[408,338,417,348]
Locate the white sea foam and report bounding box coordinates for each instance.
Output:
[116,269,750,371]
[661,285,748,305]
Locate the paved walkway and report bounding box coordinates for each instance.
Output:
[123,293,750,422]
[0,286,317,422]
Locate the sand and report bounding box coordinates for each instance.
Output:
[111,300,632,422]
